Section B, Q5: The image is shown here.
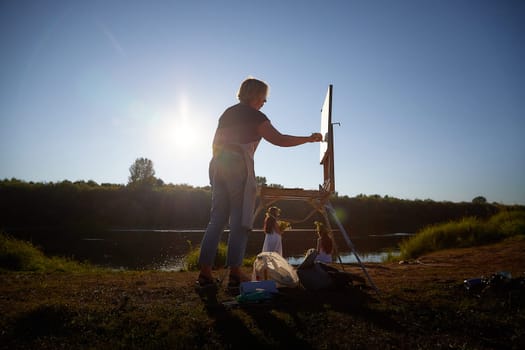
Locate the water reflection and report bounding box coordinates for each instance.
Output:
[286,251,397,266]
[7,229,411,271]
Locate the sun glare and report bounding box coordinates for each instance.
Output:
[157,117,198,156]
[172,118,197,150]
[154,94,207,160]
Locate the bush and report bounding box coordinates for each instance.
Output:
[0,232,97,272]
[184,242,226,271]
[183,241,255,271]
[397,209,525,260]
[486,210,525,237]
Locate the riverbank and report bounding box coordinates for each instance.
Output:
[2,228,406,270]
[1,236,524,349]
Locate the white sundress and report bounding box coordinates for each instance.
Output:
[262,230,283,256]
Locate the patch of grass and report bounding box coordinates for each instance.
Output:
[0,232,99,272]
[243,254,256,268]
[396,209,525,260]
[183,241,227,271]
[183,241,255,271]
[486,209,525,237]
[14,303,76,339]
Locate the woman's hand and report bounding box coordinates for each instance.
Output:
[310,133,323,142]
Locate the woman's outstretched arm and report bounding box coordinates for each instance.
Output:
[258,120,322,147]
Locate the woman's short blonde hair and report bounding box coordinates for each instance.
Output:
[237,77,269,104]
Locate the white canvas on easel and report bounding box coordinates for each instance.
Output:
[320,87,330,162]
[319,84,335,194]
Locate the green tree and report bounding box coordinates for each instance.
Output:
[128,157,157,187]
[268,183,284,188]
[472,196,487,204]
[256,176,267,187]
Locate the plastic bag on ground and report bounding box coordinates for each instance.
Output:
[252,252,300,288]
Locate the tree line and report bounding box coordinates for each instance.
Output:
[2,178,521,236]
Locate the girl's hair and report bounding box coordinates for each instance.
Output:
[263,206,280,233]
[237,77,269,104]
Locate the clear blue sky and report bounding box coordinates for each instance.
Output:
[1,0,524,204]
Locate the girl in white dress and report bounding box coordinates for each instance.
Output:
[262,206,284,255]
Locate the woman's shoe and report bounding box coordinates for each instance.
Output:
[195,274,219,291]
[227,274,241,288]
[227,273,251,294]
[195,274,220,305]
[227,275,241,295]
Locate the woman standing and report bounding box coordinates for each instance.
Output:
[196,77,323,290]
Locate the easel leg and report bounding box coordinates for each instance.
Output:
[325,201,380,294]
[319,208,345,269]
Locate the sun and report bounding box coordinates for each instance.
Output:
[154,113,199,158]
[156,96,198,153]
[150,93,214,165]
[153,95,208,159]
[171,117,197,150]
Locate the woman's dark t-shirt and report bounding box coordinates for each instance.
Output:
[212,103,269,152]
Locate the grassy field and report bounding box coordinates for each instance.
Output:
[1,210,524,349]
[1,236,524,348]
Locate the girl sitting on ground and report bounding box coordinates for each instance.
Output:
[315,221,333,263]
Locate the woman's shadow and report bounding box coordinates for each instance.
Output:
[199,282,398,348]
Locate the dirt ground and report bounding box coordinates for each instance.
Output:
[1,237,524,349]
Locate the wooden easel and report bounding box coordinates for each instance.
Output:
[254,85,379,293]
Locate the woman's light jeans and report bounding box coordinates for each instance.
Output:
[198,150,248,268]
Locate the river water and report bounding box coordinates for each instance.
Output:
[7,229,413,270]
